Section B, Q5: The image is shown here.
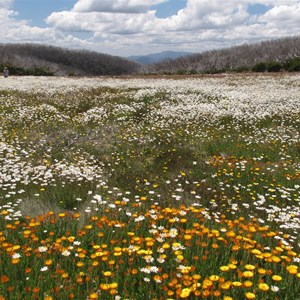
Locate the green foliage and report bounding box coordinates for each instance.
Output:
[284,57,300,72]
[0,64,54,76]
[252,62,267,72]
[267,61,283,72]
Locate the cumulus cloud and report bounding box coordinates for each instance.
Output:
[46,10,157,34]
[259,3,300,25]
[158,1,250,31]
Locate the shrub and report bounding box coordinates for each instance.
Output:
[284,57,300,72]
[252,62,267,72]
[267,61,282,72]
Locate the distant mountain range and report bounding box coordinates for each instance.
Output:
[127,51,192,65]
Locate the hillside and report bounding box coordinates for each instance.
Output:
[127,51,192,65]
[147,36,300,74]
[0,43,141,76]
[1,36,300,76]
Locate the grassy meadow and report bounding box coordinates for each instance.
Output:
[0,74,299,299]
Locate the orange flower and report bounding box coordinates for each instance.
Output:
[45,259,53,266]
[11,258,20,264]
[76,277,83,284]
[99,283,110,291]
[76,261,84,267]
[1,275,9,284]
[91,261,99,267]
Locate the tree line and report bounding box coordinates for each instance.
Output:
[146,36,300,74]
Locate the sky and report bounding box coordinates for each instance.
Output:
[0,0,299,57]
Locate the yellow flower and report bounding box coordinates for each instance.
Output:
[184,234,192,240]
[257,268,266,275]
[258,283,269,291]
[192,274,201,280]
[286,265,298,275]
[209,275,220,281]
[202,279,213,289]
[271,256,281,263]
[228,263,237,270]
[220,281,231,290]
[272,275,282,281]
[244,281,253,288]
[109,282,118,289]
[245,292,256,299]
[99,283,110,291]
[12,245,21,251]
[88,293,98,300]
[45,259,53,266]
[232,281,242,287]
[180,288,191,298]
[220,266,230,272]
[242,271,254,278]
[103,271,112,277]
[244,264,256,270]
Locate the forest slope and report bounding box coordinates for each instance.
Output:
[147,36,300,74]
[0,43,141,76]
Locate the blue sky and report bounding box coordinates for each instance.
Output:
[13,0,76,27]
[1,0,299,56]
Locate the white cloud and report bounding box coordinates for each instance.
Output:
[0,0,13,9]
[46,10,157,34]
[259,4,300,25]
[158,1,250,31]
[73,0,167,13]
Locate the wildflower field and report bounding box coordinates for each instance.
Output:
[0,74,299,300]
